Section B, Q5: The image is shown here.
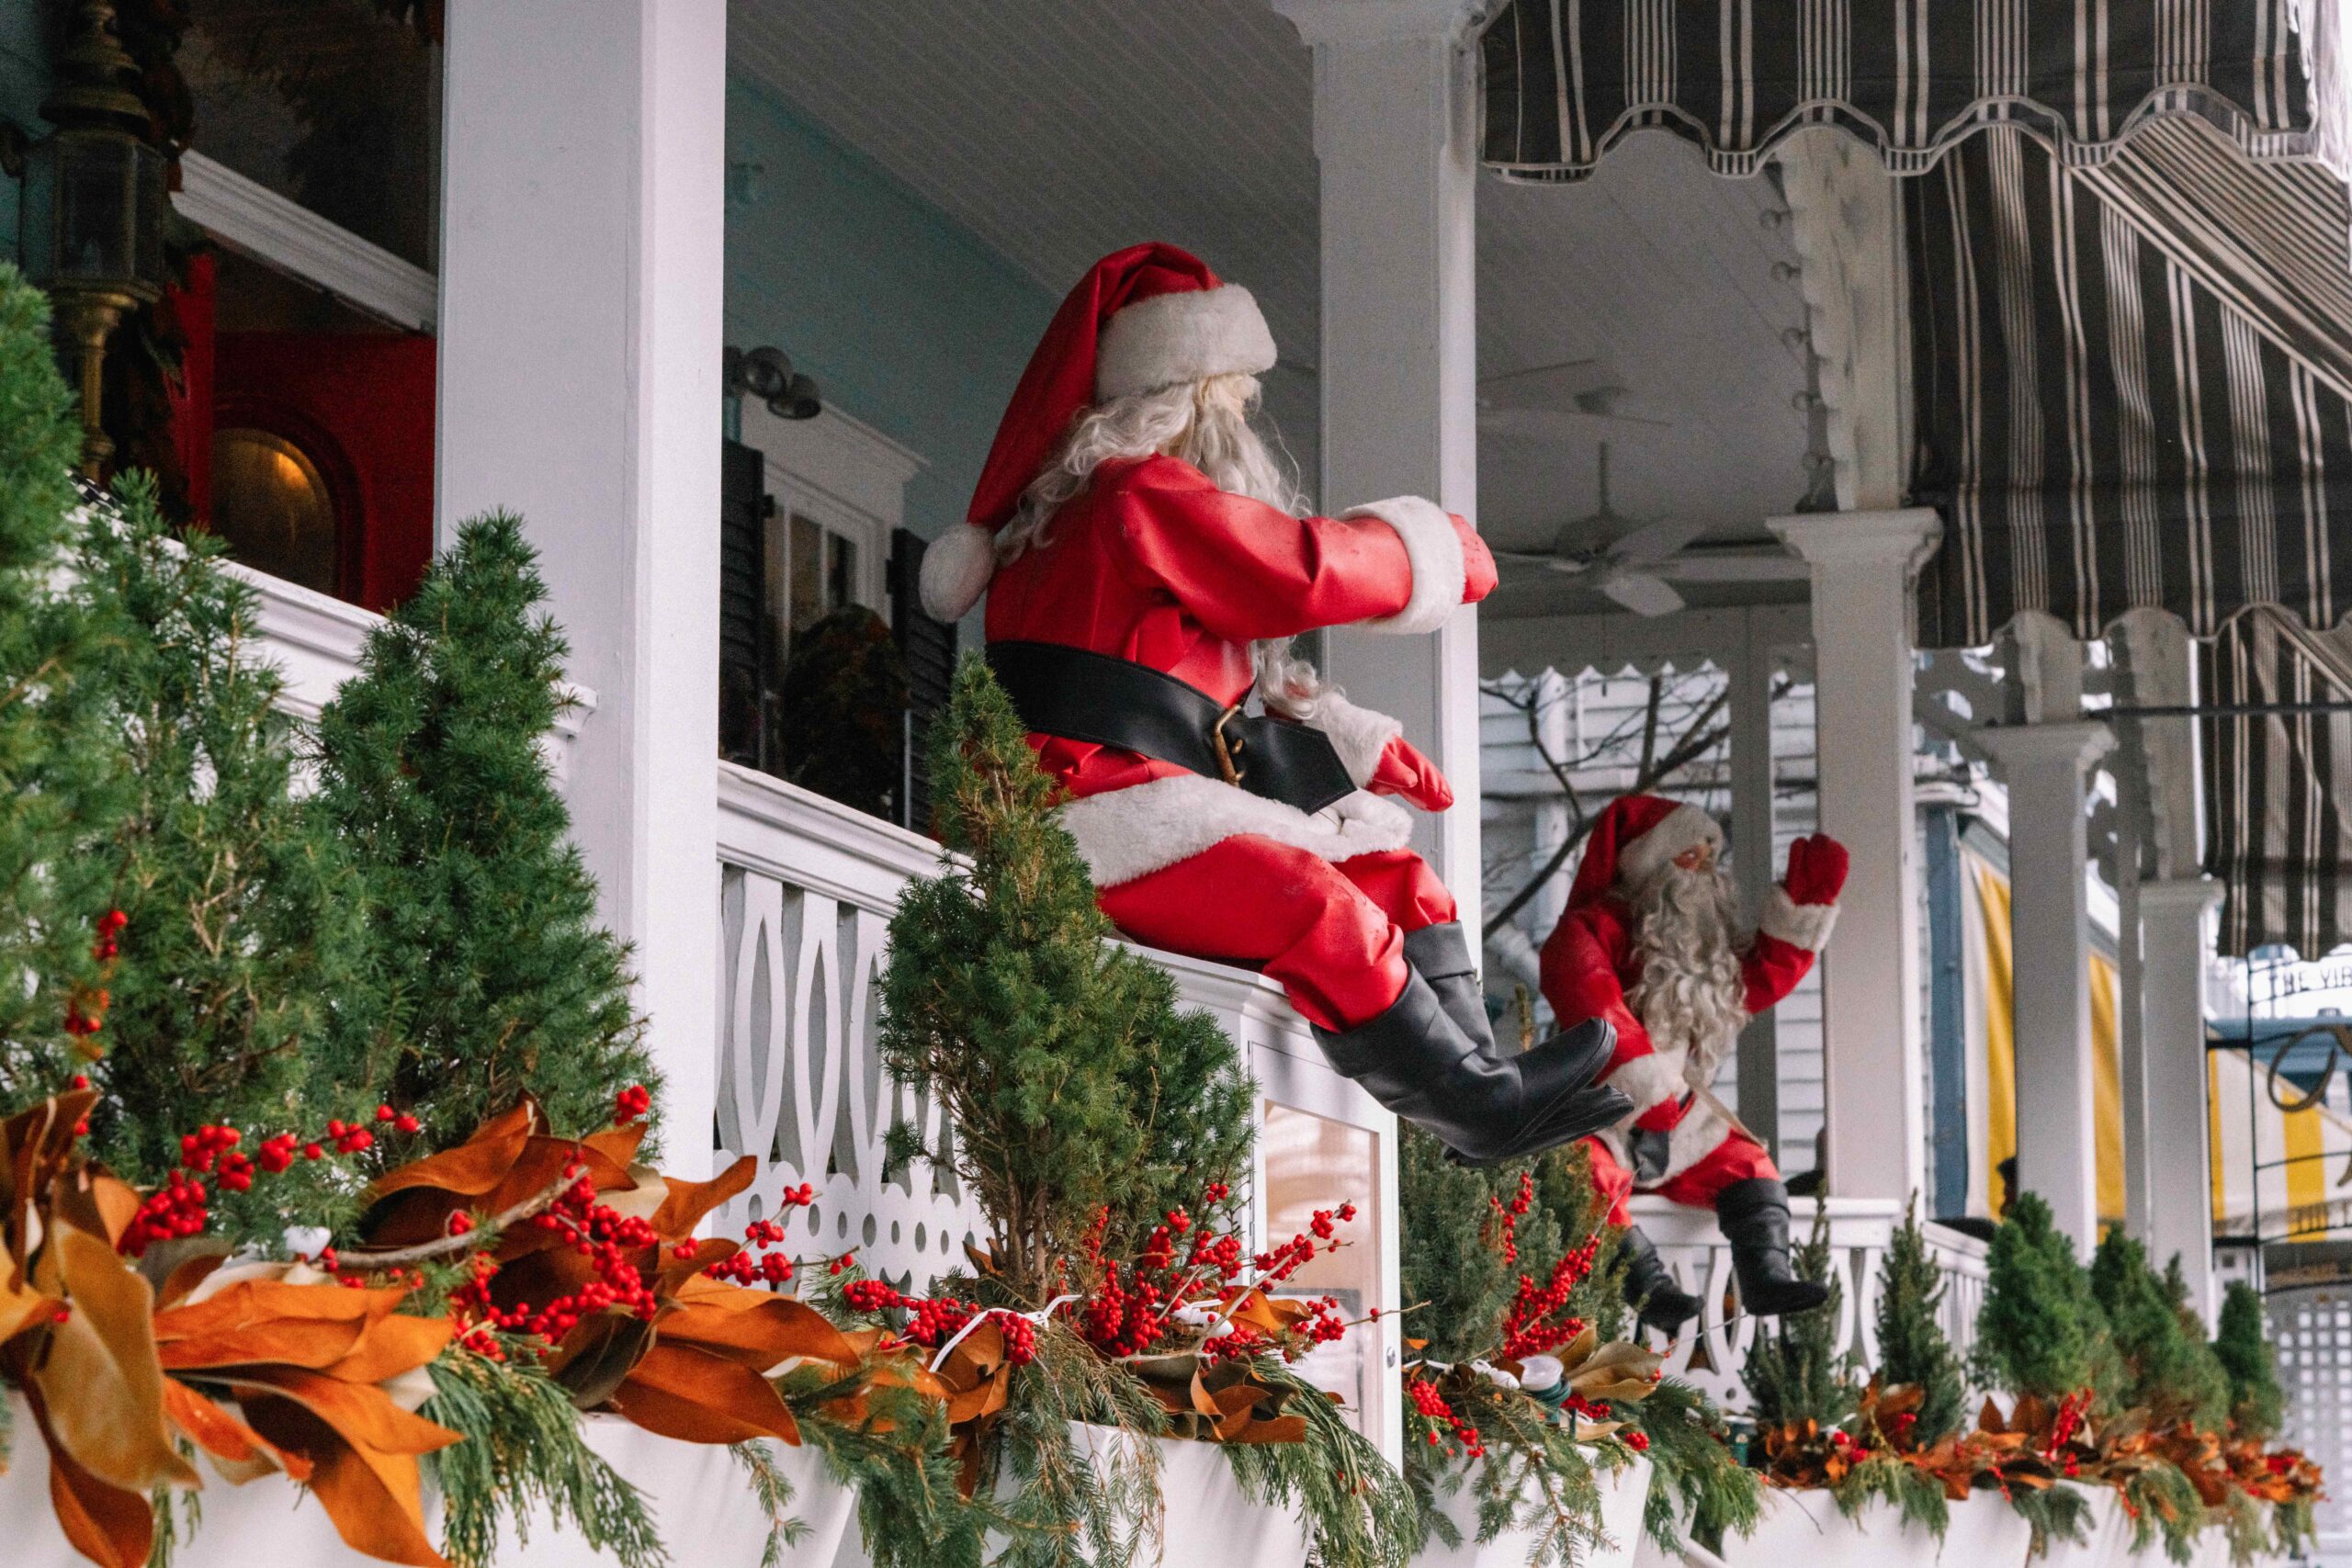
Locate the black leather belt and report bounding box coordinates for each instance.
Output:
[987,640,1357,815]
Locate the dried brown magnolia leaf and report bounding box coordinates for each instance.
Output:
[36,1223,198,1493]
[647,1156,757,1240]
[607,1342,801,1446]
[242,1393,449,1568]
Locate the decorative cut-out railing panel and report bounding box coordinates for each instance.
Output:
[1636,1198,1989,1412]
[713,764,985,1286]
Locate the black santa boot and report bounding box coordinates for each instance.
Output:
[1398,921,1630,1167]
[1715,1177,1830,1317]
[1312,967,1630,1168]
[1618,1224,1702,1337]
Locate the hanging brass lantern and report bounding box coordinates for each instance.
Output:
[17,1,167,478]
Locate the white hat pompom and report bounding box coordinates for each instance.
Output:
[920,523,998,622]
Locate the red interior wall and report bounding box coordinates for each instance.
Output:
[212,331,437,614]
[167,253,216,516]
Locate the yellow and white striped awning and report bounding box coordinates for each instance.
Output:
[2209,1042,2352,1244]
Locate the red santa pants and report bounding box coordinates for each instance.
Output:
[1094,837,1453,1032]
[1587,1129,1779,1226]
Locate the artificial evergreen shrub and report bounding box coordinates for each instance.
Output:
[76,479,374,1210]
[2090,1231,2229,1429]
[877,654,1254,1298]
[2212,1281,2286,1440]
[1873,1201,1967,1446]
[0,266,130,1097]
[1969,1191,2114,1403]
[312,513,653,1152]
[1397,1124,1528,1365]
[1744,1201,1855,1428]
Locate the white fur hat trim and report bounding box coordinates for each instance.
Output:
[919,523,999,623]
[1096,285,1278,400]
[1614,802,1723,890]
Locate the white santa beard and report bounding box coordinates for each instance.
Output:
[1627,863,1749,1084]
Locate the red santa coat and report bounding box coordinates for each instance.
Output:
[1537,807,1838,1187]
[984,452,1491,889]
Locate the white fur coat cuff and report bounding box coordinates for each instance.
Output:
[1758,886,1838,952]
[1343,497,1462,637]
[1302,691,1402,788]
[1600,1052,1686,1120]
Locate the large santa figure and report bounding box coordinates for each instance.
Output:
[1538,795,1847,1332]
[921,242,1630,1167]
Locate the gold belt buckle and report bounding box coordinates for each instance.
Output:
[1211,702,1248,785]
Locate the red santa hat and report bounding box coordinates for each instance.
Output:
[919,242,1278,622]
[1566,795,1724,910]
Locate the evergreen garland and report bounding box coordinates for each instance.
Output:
[1968,1192,2109,1403]
[1833,1453,1950,1539]
[0,268,133,1098]
[876,655,1253,1294]
[311,514,654,1153]
[785,1366,989,1568]
[77,474,373,1216]
[1631,1378,1761,1555]
[2007,1480,2094,1555]
[2211,1282,2285,1440]
[1224,1359,1418,1568]
[420,1343,665,1568]
[1873,1201,1967,1446]
[1743,1200,1855,1429]
[981,1319,1169,1568]
[2089,1232,2229,1430]
[729,1441,811,1568]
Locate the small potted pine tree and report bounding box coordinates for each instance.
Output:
[867,656,1414,1568]
[1396,1133,1684,1568]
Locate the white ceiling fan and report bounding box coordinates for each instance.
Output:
[1476,358,1673,440]
[1489,443,1810,617]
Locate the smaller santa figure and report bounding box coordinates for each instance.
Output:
[1538,795,1847,1332]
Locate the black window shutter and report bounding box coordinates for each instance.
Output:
[888,527,957,833]
[718,438,767,768]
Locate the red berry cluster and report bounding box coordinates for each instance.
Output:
[613,1084,652,1125]
[1487,1172,1537,1265]
[699,1184,820,1287]
[1407,1373,1485,1460]
[64,911,128,1043]
[121,1171,211,1256]
[93,908,127,960]
[451,1171,662,1343]
[841,1280,1040,1366]
[1498,1233,1600,1361]
[1252,1201,1357,1288]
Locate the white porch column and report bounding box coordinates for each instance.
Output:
[1729,617,1781,1156]
[436,1,728,1167]
[1275,0,1483,923]
[2142,877,2222,1321]
[1980,720,2115,1250]
[1768,509,1939,1206]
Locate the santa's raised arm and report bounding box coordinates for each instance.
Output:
[927,242,1629,1167]
[1538,795,1847,1331]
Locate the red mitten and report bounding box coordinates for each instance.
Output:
[1782,834,1849,906]
[1368,735,1453,812]
[1452,513,1498,604]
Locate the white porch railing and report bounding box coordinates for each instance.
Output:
[1635,1196,1989,1412]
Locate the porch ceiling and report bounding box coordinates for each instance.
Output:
[729,1,1815,623]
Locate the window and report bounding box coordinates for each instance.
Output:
[209,427,341,595]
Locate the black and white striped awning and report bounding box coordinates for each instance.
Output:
[1907,123,2352,649]
[2201,615,2352,956]
[1479,0,2315,183]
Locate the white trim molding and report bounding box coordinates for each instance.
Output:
[175,152,439,333]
